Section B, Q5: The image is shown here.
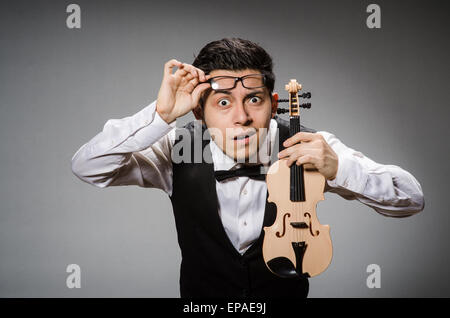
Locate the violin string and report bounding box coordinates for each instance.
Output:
[298,158,302,245]
[299,166,301,244]
[294,164,297,244]
[295,165,298,244]
[300,169,306,242]
[301,169,304,245]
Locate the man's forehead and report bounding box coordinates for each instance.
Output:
[208,68,262,77]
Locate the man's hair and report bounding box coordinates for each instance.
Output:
[192,38,275,94]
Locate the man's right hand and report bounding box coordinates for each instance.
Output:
[156,59,211,124]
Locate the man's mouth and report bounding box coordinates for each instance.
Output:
[233,130,256,144]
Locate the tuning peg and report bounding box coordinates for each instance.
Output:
[277,93,310,103]
[277,103,311,113]
[276,108,289,114]
[299,92,311,99]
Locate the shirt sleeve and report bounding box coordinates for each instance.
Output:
[71,100,176,195]
[317,131,425,217]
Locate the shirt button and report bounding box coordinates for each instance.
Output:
[242,189,247,195]
[243,221,247,226]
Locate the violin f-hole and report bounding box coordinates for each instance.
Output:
[276,213,290,238]
[304,212,319,236]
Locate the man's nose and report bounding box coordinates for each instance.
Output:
[232,100,250,125]
[232,85,251,125]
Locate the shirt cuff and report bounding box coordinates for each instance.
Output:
[152,110,175,133]
[130,105,175,150]
[327,151,369,194]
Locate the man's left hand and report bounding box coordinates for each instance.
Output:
[277,132,339,180]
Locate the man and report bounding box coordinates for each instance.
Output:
[71,38,424,297]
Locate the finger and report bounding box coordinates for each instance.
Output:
[196,68,206,82]
[191,83,212,106]
[177,63,198,79]
[286,151,302,167]
[174,70,197,88]
[183,67,207,86]
[183,76,200,93]
[286,149,320,167]
[286,154,299,167]
[278,143,310,159]
[199,73,212,84]
[174,65,188,77]
[283,132,319,147]
[295,154,318,167]
[286,153,312,167]
[285,147,303,167]
[164,59,182,77]
[183,72,196,82]
[278,146,296,159]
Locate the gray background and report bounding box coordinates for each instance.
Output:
[0,0,448,297]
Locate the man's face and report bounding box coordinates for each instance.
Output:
[199,69,277,162]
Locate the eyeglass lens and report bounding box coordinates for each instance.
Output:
[210,74,265,90]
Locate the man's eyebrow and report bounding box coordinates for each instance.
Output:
[245,89,265,96]
[211,89,232,95]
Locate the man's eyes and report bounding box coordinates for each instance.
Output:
[216,96,263,107]
[217,99,231,107]
[249,96,262,104]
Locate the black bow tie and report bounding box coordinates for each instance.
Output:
[214,164,266,182]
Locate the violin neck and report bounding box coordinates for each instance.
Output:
[289,116,306,202]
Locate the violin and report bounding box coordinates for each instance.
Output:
[263,79,332,278]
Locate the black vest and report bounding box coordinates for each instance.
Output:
[169,116,316,298]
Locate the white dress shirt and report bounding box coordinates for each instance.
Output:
[71,100,425,254]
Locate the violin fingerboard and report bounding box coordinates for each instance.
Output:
[290,116,306,202]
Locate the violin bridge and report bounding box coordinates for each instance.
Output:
[290,222,308,229]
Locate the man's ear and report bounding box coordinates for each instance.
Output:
[192,105,204,121]
[271,92,279,118]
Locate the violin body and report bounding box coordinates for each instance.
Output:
[262,78,332,279]
[263,160,332,278]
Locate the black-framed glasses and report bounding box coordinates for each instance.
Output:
[208,73,266,90]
